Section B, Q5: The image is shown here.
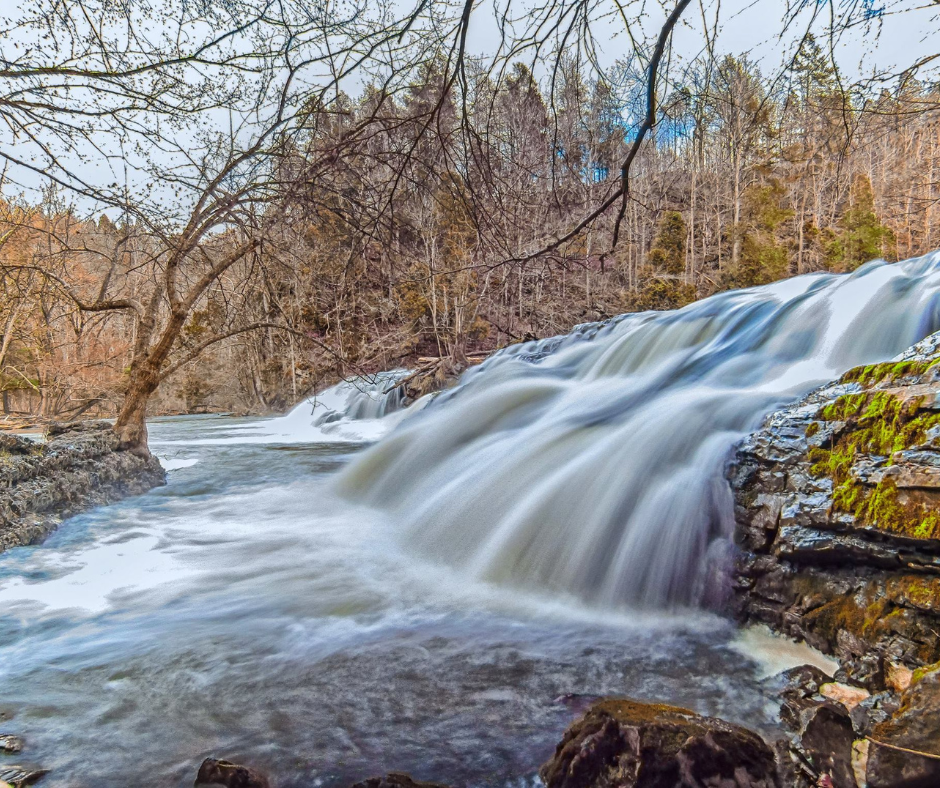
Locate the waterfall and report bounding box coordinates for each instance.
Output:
[245,369,411,443]
[337,255,940,609]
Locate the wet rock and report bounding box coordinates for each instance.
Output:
[349,774,451,788]
[865,663,940,787]
[819,683,870,712]
[796,704,857,788]
[728,331,940,681]
[0,735,22,754]
[775,668,860,788]
[885,661,913,692]
[0,421,165,553]
[0,767,47,787]
[539,698,779,788]
[194,758,271,788]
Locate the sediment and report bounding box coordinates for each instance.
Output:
[0,421,165,553]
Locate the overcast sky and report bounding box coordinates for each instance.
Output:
[4,0,938,213]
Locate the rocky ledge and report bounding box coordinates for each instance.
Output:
[0,421,165,553]
[729,331,940,786]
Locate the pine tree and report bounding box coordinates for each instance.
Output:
[630,212,696,310]
[721,181,791,289]
[828,174,896,271]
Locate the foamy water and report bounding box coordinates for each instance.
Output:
[339,255,940,609]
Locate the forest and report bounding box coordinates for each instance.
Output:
[0,22,934,426]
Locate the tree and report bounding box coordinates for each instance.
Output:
[828,174,896,271]
[630,211,696,310]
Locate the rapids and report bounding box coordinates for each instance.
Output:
[0,254,938,786]
[0,417,800,787]
[338,254,940,608]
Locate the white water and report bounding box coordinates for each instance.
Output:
[0,417,787,787]
[338,254,940,609]
[4,257,939,786]
[151,370,413,447]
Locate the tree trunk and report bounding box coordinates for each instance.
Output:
[113,361,161,457]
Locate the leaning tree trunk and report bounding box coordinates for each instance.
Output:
[113,361,161,457]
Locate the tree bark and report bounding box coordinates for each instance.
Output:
[113,360,161,456]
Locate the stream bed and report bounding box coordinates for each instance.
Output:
[0,415,801,788]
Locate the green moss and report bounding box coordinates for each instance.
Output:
[803,590,889,647]
[838,359,938,388]
[805,421,820,438]
[810,390,940,540]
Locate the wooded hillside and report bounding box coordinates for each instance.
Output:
[2,37,936,420]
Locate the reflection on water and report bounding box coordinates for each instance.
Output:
[0,416,786,787]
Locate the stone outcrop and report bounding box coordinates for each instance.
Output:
[729,331,940,786]
[539,698,779,788]
[729,332,940,685]
[0,421,165,553]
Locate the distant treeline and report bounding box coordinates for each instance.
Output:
[2,36,937,419]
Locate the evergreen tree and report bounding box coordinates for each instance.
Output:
[721,181,791,289]
[828,174,896,271]
[630,212,696,310]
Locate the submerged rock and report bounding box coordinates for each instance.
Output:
[349,773,451,788]
[540,698,778,788]
[0,767,47,787]
[0,421,165,553]
[194,758,271,788]
[0,735,22,754]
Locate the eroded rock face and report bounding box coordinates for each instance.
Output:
[539,698,779,788]
[729,332,940,685]
[0,421,165,553]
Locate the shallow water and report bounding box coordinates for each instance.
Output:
[0,416,795,787]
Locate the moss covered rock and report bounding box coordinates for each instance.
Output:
[729,330,940,686]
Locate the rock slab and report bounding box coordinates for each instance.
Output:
[0,421,165,553]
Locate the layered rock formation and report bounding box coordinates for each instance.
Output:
[729,331,940,786]
[0,421,165,553]
[730,332,940,682]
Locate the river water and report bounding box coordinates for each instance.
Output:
[5,254,940,786]
[1,416,804,787]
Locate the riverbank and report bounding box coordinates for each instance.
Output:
[0,421,165,554]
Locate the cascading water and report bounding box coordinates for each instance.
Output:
[338,254,940,609]
[229,369,411,443]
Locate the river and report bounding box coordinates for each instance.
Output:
[5,253,940,786]
[0,415,798,787]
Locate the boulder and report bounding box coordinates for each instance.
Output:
[349,774,451,788]
[866,663,940,787]
[194,758,271,788]
[539,698,778,788]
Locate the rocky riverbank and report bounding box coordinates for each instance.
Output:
[0,421,165,553]
[728,331,940,786]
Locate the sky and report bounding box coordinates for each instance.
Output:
[2,0,938,213]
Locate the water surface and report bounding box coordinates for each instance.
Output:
[0,416,790,787]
